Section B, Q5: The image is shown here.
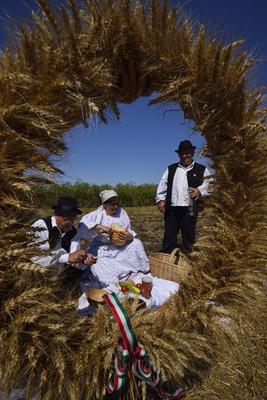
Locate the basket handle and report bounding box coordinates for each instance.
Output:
[170,248,180,262]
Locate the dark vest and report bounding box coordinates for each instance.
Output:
[165,162,206,209]
[36,216,77,252]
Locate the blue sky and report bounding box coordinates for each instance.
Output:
[1,0,266,185]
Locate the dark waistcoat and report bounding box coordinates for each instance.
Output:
[165,162,205,209]
[39,216,77,252]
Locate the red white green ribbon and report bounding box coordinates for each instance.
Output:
[106,341,129,393]
[104,291,137,357]
[104,292,188,399]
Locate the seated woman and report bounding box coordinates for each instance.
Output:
[71,190,179,314]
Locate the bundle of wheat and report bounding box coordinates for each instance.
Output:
[0,1,266,399]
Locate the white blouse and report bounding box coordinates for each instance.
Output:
[70,207,136,252]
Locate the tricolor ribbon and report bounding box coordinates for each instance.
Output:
[104,292,188,399]
[104,290,137,357]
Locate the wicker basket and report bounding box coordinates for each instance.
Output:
[149,248,191,283]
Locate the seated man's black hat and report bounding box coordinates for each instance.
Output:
[175,140,196,153]
[52,197,82,216]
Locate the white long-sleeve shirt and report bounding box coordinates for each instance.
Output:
[30,216,69,268]
[156,162,212,206]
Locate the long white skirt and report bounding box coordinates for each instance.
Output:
[87,238,150,285]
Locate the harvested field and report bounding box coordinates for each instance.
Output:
[125,206,164,254]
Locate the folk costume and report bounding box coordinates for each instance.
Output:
[72,191,179,315]
[30,198,84,280]
[31,215,76,268]
[156,141,212,253]
[72,206,149,284]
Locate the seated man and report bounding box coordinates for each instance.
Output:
[70,190,179,315]
[30,197,96,279]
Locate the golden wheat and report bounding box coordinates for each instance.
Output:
[0,0,266,399]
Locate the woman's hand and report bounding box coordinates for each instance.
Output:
[117,230,133,242]
[96,224,112,234]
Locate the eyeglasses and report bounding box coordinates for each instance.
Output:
[178,150,194,155]
[106,201,120,206]
[105,198,120,206]
[62,215,77,222]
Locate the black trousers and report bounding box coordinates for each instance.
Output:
[161,206,197,254]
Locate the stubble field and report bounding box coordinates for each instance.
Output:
[125,206,164,254]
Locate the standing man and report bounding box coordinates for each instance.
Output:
[156,140,212,254]
[31,197,96,276]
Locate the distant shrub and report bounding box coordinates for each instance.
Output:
[33,182,157,208]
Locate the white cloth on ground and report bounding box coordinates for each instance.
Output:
[77,272,179,314]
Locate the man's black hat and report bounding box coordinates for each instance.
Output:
[52,197,82,215]
[175,140,196,153]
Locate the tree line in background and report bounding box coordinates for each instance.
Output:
[34,182,157,208]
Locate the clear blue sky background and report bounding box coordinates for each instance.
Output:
[1,0,266,185]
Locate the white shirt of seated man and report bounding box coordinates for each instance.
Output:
[30,197,96,273]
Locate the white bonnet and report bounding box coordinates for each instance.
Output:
[100,189,118,204]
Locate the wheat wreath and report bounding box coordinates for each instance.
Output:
[0,1,266,399]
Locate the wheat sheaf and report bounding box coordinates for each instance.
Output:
[0,1,266,399]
